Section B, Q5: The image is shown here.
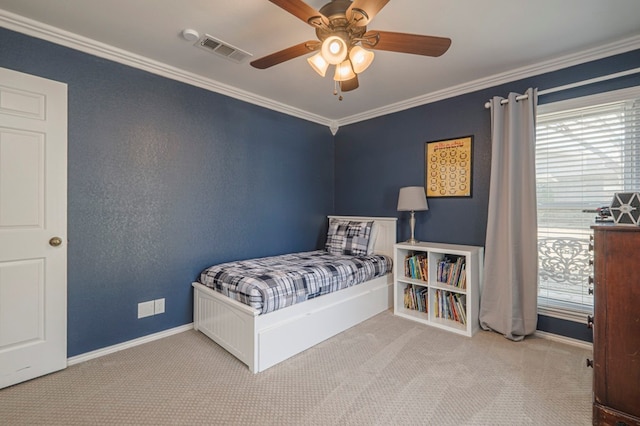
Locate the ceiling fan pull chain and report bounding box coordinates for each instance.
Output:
[333,80,344,101]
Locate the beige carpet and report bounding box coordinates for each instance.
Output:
[0,310,592,425]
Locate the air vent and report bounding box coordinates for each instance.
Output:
[196,34,252,64]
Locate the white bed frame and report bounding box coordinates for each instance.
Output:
[192,215,397,373]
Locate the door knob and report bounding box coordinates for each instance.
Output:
[49,237,62,247]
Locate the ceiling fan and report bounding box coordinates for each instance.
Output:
[250,0,452,94]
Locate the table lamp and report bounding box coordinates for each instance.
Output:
[397,186,429,244]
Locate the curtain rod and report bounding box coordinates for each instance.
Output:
[484,67,640,109]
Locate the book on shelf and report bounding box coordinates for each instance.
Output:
[404,284,428,313]
[456,294,467,325]
[433,290,467,325]
[437,255,467,289]
[404,252,428,281]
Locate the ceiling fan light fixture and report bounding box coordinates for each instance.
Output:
[333,59,356,82]
[321,35,348,65]
[349,46,374,74]
[249,0,452,96]
[307,52,329,77]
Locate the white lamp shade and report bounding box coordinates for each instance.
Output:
[397,186,429,211]
[334,60,356,82]
[349,46,374,74]
[307,52,329,77]
[321,36,348,65]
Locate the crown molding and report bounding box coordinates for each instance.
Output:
[337,35,640,127]
[1,9,638,132]
[0,10,332,129]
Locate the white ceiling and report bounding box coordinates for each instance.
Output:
[1,0,639,128]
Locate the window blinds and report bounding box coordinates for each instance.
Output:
[536,98,640,311]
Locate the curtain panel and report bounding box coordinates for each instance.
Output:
[479,88,539,341]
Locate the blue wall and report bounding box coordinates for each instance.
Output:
[2,25,639,352]
[0,27,334,356]
[334,48,640,341]
[334,94,491,247]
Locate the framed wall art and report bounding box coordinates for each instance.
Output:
[425,135,473,198]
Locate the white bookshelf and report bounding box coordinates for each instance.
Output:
[393,242,484,337]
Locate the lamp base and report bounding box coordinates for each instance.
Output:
[407,211,420,245]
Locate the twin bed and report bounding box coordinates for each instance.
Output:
[192,215,397,373]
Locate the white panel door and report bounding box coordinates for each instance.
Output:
[0,67,67,389]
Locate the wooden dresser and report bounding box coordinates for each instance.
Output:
[591,224,640,426]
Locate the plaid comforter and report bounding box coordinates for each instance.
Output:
[198,250,392,314]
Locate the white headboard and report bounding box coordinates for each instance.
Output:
[327,216,397,258]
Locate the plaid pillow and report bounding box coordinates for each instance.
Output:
[325,219,374,256]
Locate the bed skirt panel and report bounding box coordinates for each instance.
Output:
[192,274,392,373]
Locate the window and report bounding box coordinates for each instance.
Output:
[536,87,640,318]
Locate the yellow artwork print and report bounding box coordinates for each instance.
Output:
[426,136,472,197]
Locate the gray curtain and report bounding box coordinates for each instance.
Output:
[479,88,538,341]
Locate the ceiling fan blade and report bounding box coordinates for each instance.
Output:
[269,0,328,27]
[250,41,320,69]
[340,75,359,92]
[365,30,452,57]
[347,0,390,26]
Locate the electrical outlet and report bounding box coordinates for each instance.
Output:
[137,301,155,318]
[154,298,165,314]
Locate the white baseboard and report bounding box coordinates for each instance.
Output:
[66,322,590,366]
[534,330,593,351]
[67,323,194,366]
